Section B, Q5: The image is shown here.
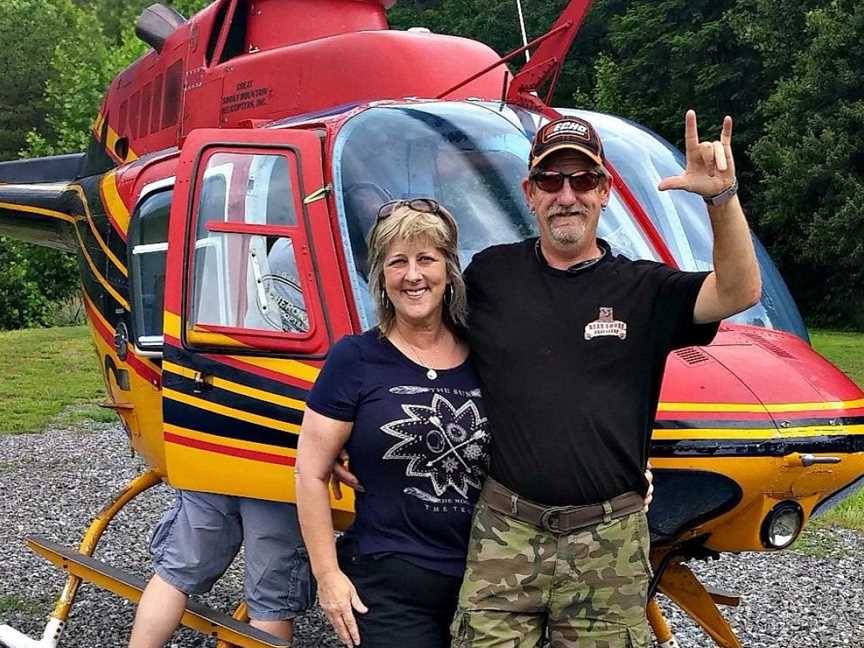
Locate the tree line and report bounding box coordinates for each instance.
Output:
[1,0,861,329]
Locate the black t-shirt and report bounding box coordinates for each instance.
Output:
[306,328,490,576]
[464,238,718,506]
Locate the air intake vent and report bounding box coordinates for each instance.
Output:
[741,331,796,359]
[675,347,710,365]
[136,3,186,53]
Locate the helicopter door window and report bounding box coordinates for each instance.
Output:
[130,188,172,351]
[187,149,312,346]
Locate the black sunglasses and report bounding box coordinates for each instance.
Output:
[376,197,443,221]
[530,170,605,194]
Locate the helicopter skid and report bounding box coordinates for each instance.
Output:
[0,618,63,648]
[657,560,744,648]
[20,536,289,648]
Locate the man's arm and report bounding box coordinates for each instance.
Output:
[659,110,762,324]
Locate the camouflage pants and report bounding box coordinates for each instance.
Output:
[452,495,653,647]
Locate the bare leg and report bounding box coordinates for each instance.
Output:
[128,573,188,648]
[251,618,294,641]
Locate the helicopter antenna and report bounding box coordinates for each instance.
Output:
[516,0,531,63]
[506,0,592,118]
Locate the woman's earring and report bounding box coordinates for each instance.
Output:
[381,288,390,309]
[446,284,454,303]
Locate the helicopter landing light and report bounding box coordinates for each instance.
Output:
[761,501,804,549]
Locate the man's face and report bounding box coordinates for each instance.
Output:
[522,150,610,249]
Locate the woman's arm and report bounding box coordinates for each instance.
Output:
[296,408,368,646]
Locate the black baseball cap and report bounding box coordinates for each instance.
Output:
[529,117,606,170]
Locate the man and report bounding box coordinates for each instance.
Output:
[128,491,314,647]
[450,111,761,646]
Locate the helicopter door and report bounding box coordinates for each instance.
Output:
[161,127,351,503]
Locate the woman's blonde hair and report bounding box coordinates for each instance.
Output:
[367,202,467,336]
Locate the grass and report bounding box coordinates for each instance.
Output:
[806,330,864,532]
[810,329,864,387]
[0,594,44,615]
[791,525,846,559]
[0,326,107,434]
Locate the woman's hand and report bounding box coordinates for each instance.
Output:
[318,569,369,646]
[642,463,654,513]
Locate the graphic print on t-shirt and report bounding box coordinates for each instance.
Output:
[381,387,488,502]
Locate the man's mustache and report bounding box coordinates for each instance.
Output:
[547,207,588,218]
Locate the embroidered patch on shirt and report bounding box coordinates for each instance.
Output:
[584,307,627,340]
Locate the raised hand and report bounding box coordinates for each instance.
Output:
[658,110,735,199]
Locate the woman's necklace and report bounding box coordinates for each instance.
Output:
[394,329,449,381]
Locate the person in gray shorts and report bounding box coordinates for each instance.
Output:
[128,490,314,647]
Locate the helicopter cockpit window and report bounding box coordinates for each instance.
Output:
[333,103,659,327]
[188,150,310,339]
[130,188,171,350]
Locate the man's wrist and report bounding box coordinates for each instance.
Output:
[704,177,738,207]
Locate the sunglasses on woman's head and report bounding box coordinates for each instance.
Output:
[376,198,442,221]
[530,170,604,194]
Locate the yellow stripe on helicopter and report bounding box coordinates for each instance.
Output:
[163,311,320,384]
[163,387,301,434]
[651,424,864,441]
[69,184,128,278]
[162,361,307,412]
[229,354,320,384]
[72,224,130,311]
[657,398,864,413]
[0,200,79,224]
[100,171,131,235]
[94,112,138,164]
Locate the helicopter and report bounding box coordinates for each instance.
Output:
[0,0,862,646]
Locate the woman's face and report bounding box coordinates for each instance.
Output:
[383,236,448,327]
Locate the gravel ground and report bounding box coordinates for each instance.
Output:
[1,423,862,647]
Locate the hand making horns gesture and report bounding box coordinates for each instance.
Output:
[658,110,736,199]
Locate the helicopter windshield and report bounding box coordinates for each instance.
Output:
[333,102,807,340]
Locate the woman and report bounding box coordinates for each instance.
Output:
[296,198,653,647]
[296,198,487,648]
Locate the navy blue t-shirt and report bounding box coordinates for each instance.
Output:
[307,328,489,577]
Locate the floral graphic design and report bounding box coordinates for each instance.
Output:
[381,394,489,498]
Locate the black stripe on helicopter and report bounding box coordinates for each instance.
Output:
[654,416,864,430]
[168,346,313,401]
[650,434,864,457]
[163,398,300,449]
[162,370,305,427]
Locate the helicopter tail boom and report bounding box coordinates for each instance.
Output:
[0,180,79,252]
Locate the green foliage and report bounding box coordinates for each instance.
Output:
[25,0,210,157]
[751,1,864,328]
[0,239,80,330]
[24,11,147,157]
[0,0,79,160]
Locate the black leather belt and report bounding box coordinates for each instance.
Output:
[482,478,644,534]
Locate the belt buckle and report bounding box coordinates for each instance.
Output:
[540,506,569,533]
